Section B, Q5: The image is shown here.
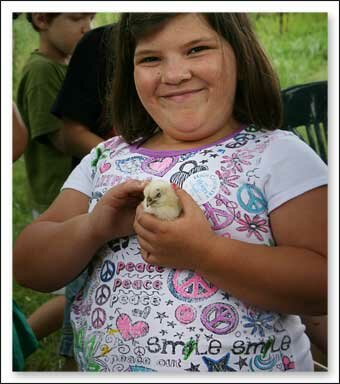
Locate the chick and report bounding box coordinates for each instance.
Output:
[143,180,182,220]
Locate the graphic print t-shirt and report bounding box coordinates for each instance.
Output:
[63,126,327,372]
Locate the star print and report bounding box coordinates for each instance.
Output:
[204,333,213,341]
[200,160,208,164]
[221,292,230,300]
[159,330,168,336]
[209,153,218,158]
[155,312,169,323]
[202,353,237,372]
[234,356,248,370]
[199,328,204,332]
[187,326,196,332]
[174,332,184,339]
[105,323,113,330]
[185,362,200,372]
[167,321,176,328]
[165,299,174,306]
[202,149,213,155]
[114,307,122,315]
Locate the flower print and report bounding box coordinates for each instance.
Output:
[242,312,275,337]
[216,167,240,195]
[236,213,268,241]
[221,150,254,174]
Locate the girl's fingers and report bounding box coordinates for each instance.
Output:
[137,236,154,254]
[136,211,168,234]
[175,187,199,214]
[133,219,157,242]
[135,203,145,220]
[107,179,146,201]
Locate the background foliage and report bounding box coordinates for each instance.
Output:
[12,12,327,371]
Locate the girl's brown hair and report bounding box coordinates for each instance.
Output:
[110,13,283,144]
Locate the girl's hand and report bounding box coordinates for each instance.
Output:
[88,179,147,243]
[134,187,215,270]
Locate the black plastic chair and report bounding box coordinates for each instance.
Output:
[281,81,327,164]
[281,81,328,373]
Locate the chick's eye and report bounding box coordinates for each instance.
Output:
[188,46,209,55]
[155,192,161,198]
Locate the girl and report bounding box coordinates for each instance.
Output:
[14,13,327,372]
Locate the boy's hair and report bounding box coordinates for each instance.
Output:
[26,13,61,32]
[109,13,283,144]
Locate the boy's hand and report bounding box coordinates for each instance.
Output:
[134,187,215,270]
[88,179,147,243]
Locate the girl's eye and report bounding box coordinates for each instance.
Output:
[188,46,209,54]
[140,56,159,64]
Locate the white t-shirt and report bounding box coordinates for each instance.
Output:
[63,125,327,372]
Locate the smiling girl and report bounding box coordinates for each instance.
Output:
[14,13,327,372]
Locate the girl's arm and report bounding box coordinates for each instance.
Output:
[134,185,327,315]
[14,189,96,292]
[14,180,146,292]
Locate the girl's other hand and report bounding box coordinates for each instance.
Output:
[134,187,215,270]
[88,179,147,243]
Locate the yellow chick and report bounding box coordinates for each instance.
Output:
[143,180,182,220]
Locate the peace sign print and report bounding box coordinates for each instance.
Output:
[91,307,107,329]
[95,284,111,306]
[237,184,267,214]
[168,270,218,302]
[225,133,256,149]
[200,302,239,335]
[100,260,115,282]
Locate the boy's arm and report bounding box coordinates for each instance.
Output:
[47,128,66,153]
[61,118,104,158]
[12,103,28,161]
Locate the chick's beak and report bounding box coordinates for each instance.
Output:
[146,197,154,207]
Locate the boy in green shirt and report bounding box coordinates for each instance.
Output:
[17,13,95,213]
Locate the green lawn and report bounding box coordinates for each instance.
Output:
[12,12,327,371]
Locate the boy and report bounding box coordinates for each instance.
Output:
[17,13,95,215]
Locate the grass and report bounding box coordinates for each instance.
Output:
[250,13,327,88]
[12,12,327,371]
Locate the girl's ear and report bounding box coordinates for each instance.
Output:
[31,13,50,31]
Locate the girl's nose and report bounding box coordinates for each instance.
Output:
[161,59,192,84]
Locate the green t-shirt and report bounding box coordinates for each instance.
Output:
[13,300,39,371]
[17,50,72,213]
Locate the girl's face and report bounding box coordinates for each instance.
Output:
[133,14,239,144]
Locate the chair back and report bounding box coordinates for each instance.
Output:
[281,81,327,164]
